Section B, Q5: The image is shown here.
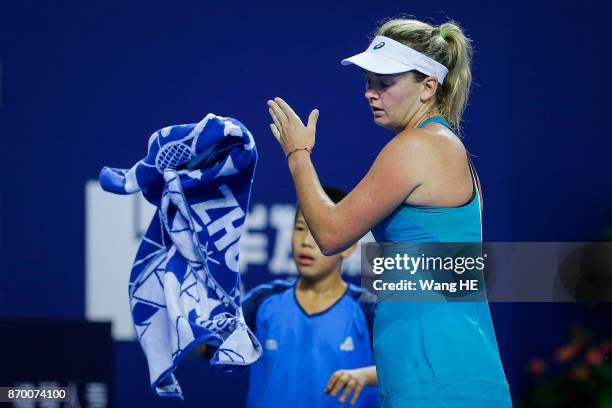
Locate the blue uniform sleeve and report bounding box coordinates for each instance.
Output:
[241,288,259,332]
[347,284,377,350]
[359,298,376,350]
[241,279,294,333]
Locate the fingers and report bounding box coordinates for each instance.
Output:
[274,97,298,120]
[269,107,283,135]
[338,379,357,403]
[324,370,342,394]
[330,372,349,397]
[267,99,288,124]
[349,384,364,405]
[267,98,318,154]
[307,109,318,148]
[307,108,319,130]
[324,369,365,405]
[269,124,281,142]
[268,97,319,130]
[268,100,285,147]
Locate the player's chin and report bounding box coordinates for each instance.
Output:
[296,264,324,279]
[374,116,397,130]
[373,116,390,128]
[296,263,315,275]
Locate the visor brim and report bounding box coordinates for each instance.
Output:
[341,52,412,75]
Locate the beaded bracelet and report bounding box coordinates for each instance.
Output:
[286,147,312,160]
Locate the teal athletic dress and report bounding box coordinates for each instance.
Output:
[370,117,512,407]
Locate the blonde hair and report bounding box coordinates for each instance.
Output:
[376,18,473,132]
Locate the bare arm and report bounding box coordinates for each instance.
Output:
[287,135,428,254]
[268,97,428,255]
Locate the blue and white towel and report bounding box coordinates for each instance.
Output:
[99,113,261,399]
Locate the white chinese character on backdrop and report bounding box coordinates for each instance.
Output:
[239,203,269,273]
[85,383,108,408]
[268,204,298,275]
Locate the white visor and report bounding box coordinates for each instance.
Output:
[341,36,449,84]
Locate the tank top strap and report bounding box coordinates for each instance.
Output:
[466,154,479,195]
[417,116,455,132]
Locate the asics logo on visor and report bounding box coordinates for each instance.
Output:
[373,41,385,50]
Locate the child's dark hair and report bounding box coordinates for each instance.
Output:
[323,186,348,204]
[295,186,347,215]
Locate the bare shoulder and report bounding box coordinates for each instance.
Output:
[376,127,452,173]
[389,125,474,207]
[400,125,463,148]
[376,128,437,165]
[388,127,435,149]
[404,126,468,165]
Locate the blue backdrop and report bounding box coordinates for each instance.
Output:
[1,1,610,406]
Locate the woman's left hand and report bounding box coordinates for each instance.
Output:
[267,97,319,157]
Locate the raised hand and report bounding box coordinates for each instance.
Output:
[267,97,319,158]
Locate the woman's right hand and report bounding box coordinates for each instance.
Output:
[267,97,319,158]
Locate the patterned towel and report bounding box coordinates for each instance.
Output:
[99,113,261,399]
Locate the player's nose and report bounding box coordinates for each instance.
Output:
[301,229,316,247]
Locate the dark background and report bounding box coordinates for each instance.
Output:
[1,0,610,406]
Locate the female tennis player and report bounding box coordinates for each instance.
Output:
[267,18,512,408]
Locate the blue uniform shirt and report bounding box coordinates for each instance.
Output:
[243,279,379,408]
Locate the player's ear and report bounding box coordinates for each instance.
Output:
[340,243,357,259]
[419,75,439,102]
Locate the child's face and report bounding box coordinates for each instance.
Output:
[292,210,343,279]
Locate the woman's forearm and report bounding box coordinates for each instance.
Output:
[267,97,358,254]
[287,150,339,254]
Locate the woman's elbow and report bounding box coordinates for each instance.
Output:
[317,234,345,256]
[319,245,338,257]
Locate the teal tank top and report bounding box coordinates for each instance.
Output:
[370,117,512,408]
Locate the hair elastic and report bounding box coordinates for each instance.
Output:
[286,147,312,160]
